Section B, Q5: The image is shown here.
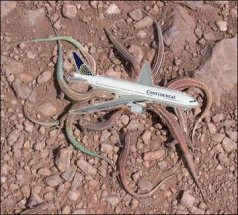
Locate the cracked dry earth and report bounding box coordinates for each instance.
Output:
[1,1,237,214]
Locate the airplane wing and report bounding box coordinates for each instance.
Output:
[70,95,146,114]
[136,61,153,86]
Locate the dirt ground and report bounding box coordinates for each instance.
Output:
[1,1,237,214]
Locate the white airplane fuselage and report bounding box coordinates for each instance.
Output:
[74,74,198,109]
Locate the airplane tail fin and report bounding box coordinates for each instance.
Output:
[72,51,94,76]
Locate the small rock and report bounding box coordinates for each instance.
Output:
[37,167,51,176]
[37,71,52,83]
[134,16,153,28]
[217,152,227,165]
[100,130,111,142]
[138,179,153,191]
[1,1,16,19]
[45,174,62,187]
[207,122,216,134]
[179,190,195,208]
[230,8,237,18]
[190,206,205,214]
[211,133,225,142]
[203,32,216,41]
[73,209,86,214]
[225,131,237,141]
[120,115,129,125]
[216,20,227,31]
[38,102,57,117]
[100,143,113,153]
[137,30,147,38]
[71,172,83,190]
[127,119,144,130]
[128,9,143,21]
[194,26,203,38]
[61,166,77,182]
[26,51,35,59]
[141,130,151,145]
[222,137,236,153]
[27,192,43,208]
[7,129,21,146]
[128,45,144,64]
[106,4,120,14]
[130,199,139,209]
[62,4,77,19]
[44,192,54,201]
[67,189,80,201]
[105,68,121,78]
[2,58,24,75]
[106,196,120,206]
[12,80,31,99]
[34,141,46,150]
[23,121,34,133]
[70,82,90,93]
[77,159,97,176]
[198,38,206,45]
[55,148,72,172]
[212,113,224,123]
[62,205,71,214]
[143,150,164,161]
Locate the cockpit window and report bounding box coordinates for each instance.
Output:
[189,100,196,103]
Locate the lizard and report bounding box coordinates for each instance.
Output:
[105,14,211,206]
[118,129,178,198]
[147,103,210,207]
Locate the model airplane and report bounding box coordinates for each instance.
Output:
[69,52,198,114]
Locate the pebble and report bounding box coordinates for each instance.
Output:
[198,38,206,45]
[2,58,24,75]
[127,119,144,130]
[225,131,237,141]
[134,16,153,29]
[137,30,147,38]
[23,8,45,27]
[190,206,205,214]
[106,4,120,14]
[38,102,57,117]
[216,20,227,31]
[44,192,54,201]
[217,152,227,165]
[27,192,43,207]
[128,9,143,21]
[45,174,62,187]
[67,189,80,201]
[230,8,237,18]
[143,150,164,161]
[33,140,45,151]
[73,209,86,214]
[194,26,202,38]
[37,71,52,83]
[62,4,77,19]
[26,51,35,59]
[106,196,120,206]
[207,122,216,134]
[77,159,97,176]
[71,172,83,190]
[100,130,111,142]
[138,179,153,191]
[23,121,34,133]
[12,80,31,100]
[55,148,72,172]
[212,113,224,123]
[120,115,129,125]
[211,133,225,142]
[222,137,236,153]
[141,130,151,145]
[37,168,52,176]
[130,199,139,209]
[100,143,113,153]
[128,45,144,64]
[7,129,21,146]
[61,166,77,182]
[203,32,216,41]
[62,205,71,214]
[179,190,195,208]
